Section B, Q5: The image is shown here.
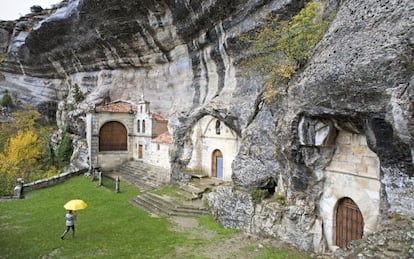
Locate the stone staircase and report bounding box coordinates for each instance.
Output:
[129,192,209,217]
[176,176,223,200]
[104,160,170,191]
[129,177,223,217]
[106,160,225,217]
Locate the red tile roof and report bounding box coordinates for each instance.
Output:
[152,112,168,122]
[95,101,137,113]
[152,131,173,144]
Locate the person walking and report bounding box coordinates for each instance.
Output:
[60,210,76,239]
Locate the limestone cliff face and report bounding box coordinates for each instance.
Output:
[0,0,413,252]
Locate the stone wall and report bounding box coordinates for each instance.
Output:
[97,152,131,170]
[320,131,381,250]
[325,132,379,178]
[23,169,87,193]
[89,109,135,170]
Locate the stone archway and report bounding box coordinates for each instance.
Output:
[99,121,127,151]
[211,149,223,179]
[335,197,364,248]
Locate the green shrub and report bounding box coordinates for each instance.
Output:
[72,83,84,103]
[242,2,333,102]
[57,131,73,169]
[276,2,329,67]
[0,90,13,108]
[275,191,285,205]
[0,54,5,64]
[250,188,269,204]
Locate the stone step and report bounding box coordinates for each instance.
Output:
[177,178,222,200]
[145,193,209,215]
[175,188,200,200]
[105,172,158,191]
[177,184,205,200]
[106,160,169,191]
[130,195,170,217]
[130,193,209,217]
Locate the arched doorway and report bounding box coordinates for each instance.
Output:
[336,197,364,248]
[99,121,127,151]
[211,149,223,179]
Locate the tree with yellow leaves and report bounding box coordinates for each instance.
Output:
[0,106,41,153]
[0,130,45,195]
[0,105,60,196]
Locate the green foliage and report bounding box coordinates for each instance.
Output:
[253,245,312,259]
[72,83,84,103]
[57,131,73,169]
[275,191,285,205]
[197,214,239,237]
[250,188,270,204]
[0,106,40,151]
[0,130,44,195]
[0,106,59,195]
[0,89,13,107]
[0,54,5,64]
[242,2,332,102]
[277,2,328,67]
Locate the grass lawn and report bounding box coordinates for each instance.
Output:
[0,176,188,258]
[0,176,310,258]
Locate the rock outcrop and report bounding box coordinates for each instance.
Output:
[0,0,412,254]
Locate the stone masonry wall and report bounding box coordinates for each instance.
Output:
[320,131,381,250]
[325,132,379,179]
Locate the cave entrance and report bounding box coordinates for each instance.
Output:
[211,149,223,179]
[335,197,364,248]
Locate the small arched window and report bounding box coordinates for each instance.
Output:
[137,120,140,133]
[142,120,146,133]
[215,120,221,135]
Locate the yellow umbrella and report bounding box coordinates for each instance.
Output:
[64,199,88,211]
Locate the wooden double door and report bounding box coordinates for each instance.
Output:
[336,198,364,248]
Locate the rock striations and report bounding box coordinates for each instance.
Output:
[0,0,413,255]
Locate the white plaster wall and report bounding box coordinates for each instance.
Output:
[188,115,239,181]
[134,136,152,161]
[86,113,92,170]
[134,105,153,138]
[320,132,381,250]
[147,142,171,169]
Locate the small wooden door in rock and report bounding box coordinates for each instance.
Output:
[336,197,364,248]
[212,149,223,179]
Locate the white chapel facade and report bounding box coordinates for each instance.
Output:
[86,98,172,171]
[186,115,240,181]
